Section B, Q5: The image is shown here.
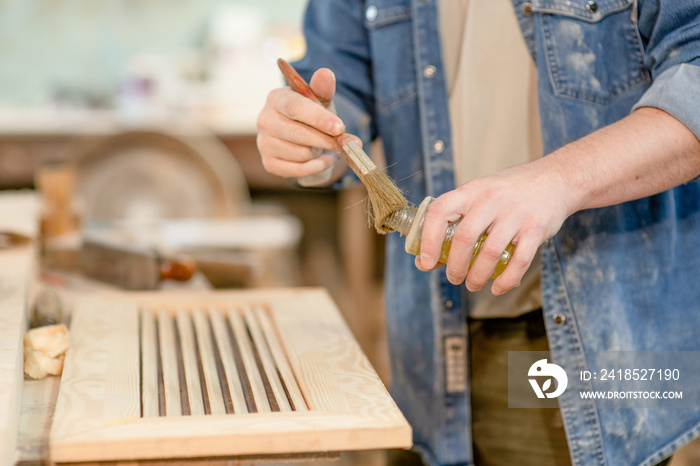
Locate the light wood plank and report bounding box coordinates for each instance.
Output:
[15,376,60,463]
[209,307,248,414]
[175,308,205,416]
[140,308,159,418]
[51,299,140,444]
[51,411,409,462]
[227,306,270,413]
[255,306,307,412]
[0,279,28,466]
[192,308,226,415]
[0,193,40,466]
[157,308,181,417]
[244,305,291,412]
[269,290,401,419]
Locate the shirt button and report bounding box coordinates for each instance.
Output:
[423,65,436,78]
[433,140,445,153]
[586,1,598,13]
[522,2,533,15]
[554,314,566,326]
[365,5,378,21]
[444,299,454,310]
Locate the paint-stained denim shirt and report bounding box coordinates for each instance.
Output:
[294,1,700,465]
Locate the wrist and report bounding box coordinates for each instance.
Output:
[539,146,591,217]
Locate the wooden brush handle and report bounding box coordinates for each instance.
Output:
[277,59,343,148]
[278,58,374,184]
[159,255,197,282]
[277,58,326,106]
[277,58,341,185]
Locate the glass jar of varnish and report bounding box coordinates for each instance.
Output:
[384,196,514,279]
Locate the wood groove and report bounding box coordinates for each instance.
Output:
[157,309,181,417]
[210,307,249,414]
[256,307,308,411]
[140,308,159,417]
[193,308,225,415]
[155,314,166,417]
[173,311,191,416]
[175,308,202,416]
[223,308,258,413]
[245,305,290,412]
[208,310,235,414]
[227,306,271,413]
[139,303,305,418]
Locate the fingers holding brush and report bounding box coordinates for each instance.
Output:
[259,139,340,178]
[257,68,348,183]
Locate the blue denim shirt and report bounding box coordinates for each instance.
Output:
[295,1,700,465]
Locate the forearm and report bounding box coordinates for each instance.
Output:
[545,106,700,216]
[417,105,700,295]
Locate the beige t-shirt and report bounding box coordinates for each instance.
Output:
[438,0,543,318]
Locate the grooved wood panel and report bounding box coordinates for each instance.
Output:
[50,288,411,463]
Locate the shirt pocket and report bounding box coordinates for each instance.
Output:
[364,2,417,114]
[532,0,650,106]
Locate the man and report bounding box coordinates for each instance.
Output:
[256,0,700,465]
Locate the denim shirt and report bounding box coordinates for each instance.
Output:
[294,1,700,465]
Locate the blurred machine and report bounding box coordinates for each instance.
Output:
[37,129,302,290]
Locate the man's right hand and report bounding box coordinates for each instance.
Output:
[256,68,347,182]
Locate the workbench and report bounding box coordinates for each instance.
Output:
[0,188,390,466]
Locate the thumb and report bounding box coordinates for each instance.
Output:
[309,68,336,108]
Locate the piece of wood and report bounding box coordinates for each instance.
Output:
[175,308,205,416]
[0,192,39,466]
[140,309,159,418]
[56,450,341,465]
[244,304,291,412]
[255,305,307,412]
[0,279,28,466]
[50,288,411,463]
[157,308,182,417]
[192,307,226,415]
[227,305,271,414]
[209,307,248,414]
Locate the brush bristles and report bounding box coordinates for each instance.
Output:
[361,170,408,234]
[338,137,408,233]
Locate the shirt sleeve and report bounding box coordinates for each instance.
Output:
[291,0,377,187]
[632,1,700,139]
[292,0,376,144]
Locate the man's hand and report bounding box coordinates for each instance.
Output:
[415,106,700,296]
[256,68,347,183]
[415,160,575,295]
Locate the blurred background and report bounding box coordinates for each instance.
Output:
[0,0,305,128]
[2,2,389,464]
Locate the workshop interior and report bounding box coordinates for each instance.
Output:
[1,2,396,466]
[3,2,700,466]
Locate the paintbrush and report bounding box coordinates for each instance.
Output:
[277,58,408,233]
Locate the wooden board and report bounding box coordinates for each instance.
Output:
[0,191,38,466]
[50,288,411,463]
[0,279,28,466]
